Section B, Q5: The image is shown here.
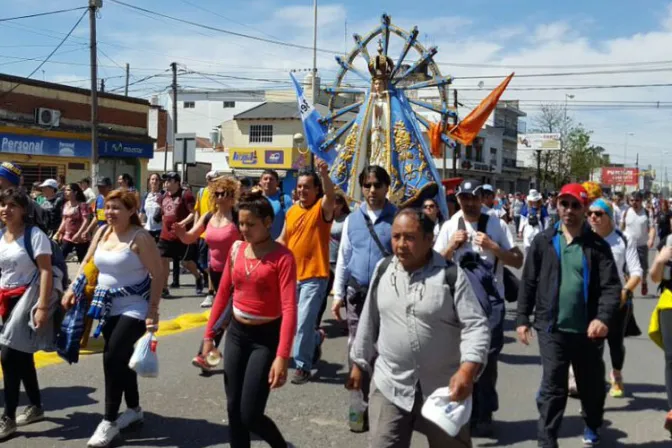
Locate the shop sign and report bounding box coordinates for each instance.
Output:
[229,147,299,169]
[264,150,285,165]
[601,167,638,186]
[0,132,90,158]
[231,150,258,166]
[100,139,154,159]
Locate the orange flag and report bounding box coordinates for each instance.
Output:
[448,72,514,146]
[428,121,444,157]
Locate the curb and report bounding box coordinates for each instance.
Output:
[3,310,211,377]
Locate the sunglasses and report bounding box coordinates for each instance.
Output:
[588,210,605,218]
[424,204,436,209]
[559,200,582,210]
[362,182,383,190]
[214,191,230,198]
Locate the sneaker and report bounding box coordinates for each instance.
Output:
[192,355,212,372]
[582,427,600,446]
[195,275,205,296]
[87,420,119,447]
[0,416,16,441]
[609,373,625,398]
[291,369,311,385]
[16,405,44,426]
[116,407,143,431]
[200,294,214,308]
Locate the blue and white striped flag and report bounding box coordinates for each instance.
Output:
[289,72,336,164]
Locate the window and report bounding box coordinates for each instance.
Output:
[223,101,235,108]
[249,124,273,143]
[183,101,195,109]
[490,147,497,155]
[465,145,472,160]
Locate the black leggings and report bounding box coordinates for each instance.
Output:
[660,309,672,408]
[1,346,41,420]
[102,315,147,421]
[61,240,90,263]
[224,318,286,448]
[607,303,633,371]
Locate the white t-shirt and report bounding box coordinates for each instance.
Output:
[0,227,52,288]
[604,230,642,285]
[519,214,551,250]
[613,204,627,227]
[622,207,653,247]
[434,212,513,297]
[83,187,96,205]
[142,191,163,232]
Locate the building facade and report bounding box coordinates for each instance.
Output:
[0,73,153,188]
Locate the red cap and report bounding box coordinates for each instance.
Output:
[558,183,589,206]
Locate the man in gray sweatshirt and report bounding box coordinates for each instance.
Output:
[347,208,490,448]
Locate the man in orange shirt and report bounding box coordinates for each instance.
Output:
[279,159,335,384]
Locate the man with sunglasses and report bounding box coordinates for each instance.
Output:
[331,165,396,432]
[517,183,621,447]
[620,191,655,296]
[434,179,523,436]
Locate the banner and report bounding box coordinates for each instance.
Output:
[601,167,639,186]
[289,72,336,164]
[517,133,561,151]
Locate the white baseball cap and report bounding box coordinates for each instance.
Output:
[206,170,222,181]
[421,387,472,437]
[39,179,59,190]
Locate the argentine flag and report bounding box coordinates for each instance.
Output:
[289,72,336,164]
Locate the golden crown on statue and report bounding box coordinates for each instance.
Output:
[368,40,394,80]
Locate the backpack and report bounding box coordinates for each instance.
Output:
[24,225,70,291]
[370,256,457,305]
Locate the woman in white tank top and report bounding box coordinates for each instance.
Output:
[61,190,165,448]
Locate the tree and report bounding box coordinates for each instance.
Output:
[529,104,605,189]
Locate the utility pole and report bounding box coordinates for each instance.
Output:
[452,88,458,177]
[167,62,177,175]
[89,0,100,188]
[536,150,542,190]
[310,0,317,170]
[100,78,105,92]
[124,63,130,96]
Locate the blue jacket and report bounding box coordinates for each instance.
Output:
[345,201,396,288]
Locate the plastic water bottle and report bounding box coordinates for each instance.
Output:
[348,390,366,432]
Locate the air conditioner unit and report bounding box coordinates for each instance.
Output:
[35,108,61,127]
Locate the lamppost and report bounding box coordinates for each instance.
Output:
[623,131,635,192]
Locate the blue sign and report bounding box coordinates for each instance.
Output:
[264,150,284,165]
[0,132,90,158]
[99,140,153,159]
[0,132,154,159]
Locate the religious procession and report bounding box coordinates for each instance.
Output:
[0,2,670,448]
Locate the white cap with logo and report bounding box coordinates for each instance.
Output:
[421,387,472,437]
[39,179,59,190]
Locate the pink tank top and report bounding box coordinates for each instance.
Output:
[204,220,241,272]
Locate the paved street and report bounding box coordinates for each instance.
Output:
[0,256,670,447]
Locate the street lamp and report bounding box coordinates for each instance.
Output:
[623,132,635,192]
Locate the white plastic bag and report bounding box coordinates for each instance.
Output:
[129,332,159,378]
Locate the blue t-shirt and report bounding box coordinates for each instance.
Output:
[266,191,292,239]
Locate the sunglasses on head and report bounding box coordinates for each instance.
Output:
[363,181,383,190]
[559,200,582,210]
[588,210,605,218]
[214,191,229,198]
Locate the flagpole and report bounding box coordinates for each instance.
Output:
[310,0,318,170]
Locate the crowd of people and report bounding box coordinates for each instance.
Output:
[1,158,672,447]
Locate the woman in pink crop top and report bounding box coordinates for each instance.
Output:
[174,176,241,371]
[203,189,297,448]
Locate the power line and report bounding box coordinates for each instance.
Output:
[436,59,672,69]
[0,7,88,22]
[0,9,87,101]
[108,0,341,55]
[455,66,672,80]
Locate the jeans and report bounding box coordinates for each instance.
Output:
[224,318,286,448]
[536,331,606,448]
[102,315,147,421]
[660,309,672,408]
[1,346,41,420]
[293,277,328,371]
[637,245,649,280]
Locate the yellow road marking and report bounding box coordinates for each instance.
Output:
[1,311,211,378]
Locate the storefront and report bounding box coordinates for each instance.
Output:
[0,126,154,188]
[228,147,308,194]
